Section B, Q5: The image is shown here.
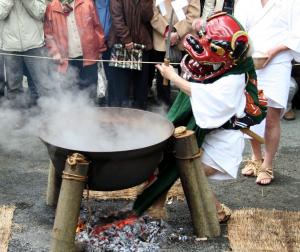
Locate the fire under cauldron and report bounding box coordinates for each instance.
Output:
[40,107,174,191]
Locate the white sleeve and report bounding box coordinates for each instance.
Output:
[0,0,14,20]
[21,0,46,21]
[233,0,248,31]
[284,0,300,61]
[190,74,246,129]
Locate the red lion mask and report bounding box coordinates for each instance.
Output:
[181,12,249,82]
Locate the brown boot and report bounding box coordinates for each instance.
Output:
[283,110,296,121]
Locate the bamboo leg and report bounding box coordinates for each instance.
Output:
[50,153,89,252]
[46,161,61,207]
[174,128,220,238]
[146,191,169,220]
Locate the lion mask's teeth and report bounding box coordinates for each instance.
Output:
[213,63,222,71]
[182,71,192,80]
[193,61,199,67]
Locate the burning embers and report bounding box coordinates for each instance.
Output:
[75,209,168,251]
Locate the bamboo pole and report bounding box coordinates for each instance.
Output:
[50,153,89,252]
[240,128,265,144]
[174,127,220,238]
[163,58,170,86]
[46,161,61,207]
[146,191,169,220]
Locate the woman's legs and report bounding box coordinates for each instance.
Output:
[249,106,281,184]
[258,107,281,184]
[241,138,263,176]
[250,139,263,161]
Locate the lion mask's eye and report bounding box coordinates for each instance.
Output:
[210,43,225,56]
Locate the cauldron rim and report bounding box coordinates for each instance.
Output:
[39,107,174,154]
[39,136,170,155]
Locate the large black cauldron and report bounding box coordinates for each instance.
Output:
[40,107,174,191]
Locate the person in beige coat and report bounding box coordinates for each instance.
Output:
[150,0,200,107]
[0,0,49,108]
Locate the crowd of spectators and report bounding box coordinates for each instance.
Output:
[0,0,240,110]
[0,0,298,115]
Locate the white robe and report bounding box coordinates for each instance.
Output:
[235,0,300,106]
[190,74,246,180]
[234,0,300,136]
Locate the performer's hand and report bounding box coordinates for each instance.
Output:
[53,53,63,64]
[263,45,289,68]
[156,63,191,96]
[170,32,179,46]
[192,18,202,31]
[155,63,176,81]
[262,49,275,68]
[125,42,134,50]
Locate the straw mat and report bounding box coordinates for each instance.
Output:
[0,205,15,252]
[84,179,185,201]
[228,208,300,252]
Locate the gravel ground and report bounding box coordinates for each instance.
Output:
[0,109,299,252]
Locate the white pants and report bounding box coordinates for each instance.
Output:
[201,129,244,180]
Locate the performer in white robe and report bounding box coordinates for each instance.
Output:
[234,0,300,185]
[190,74,246,180]
[133,12,266,222]
[156,68,247,181]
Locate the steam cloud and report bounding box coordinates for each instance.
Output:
[0,63,172,156]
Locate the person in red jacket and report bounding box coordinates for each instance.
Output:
[44,0,106,101]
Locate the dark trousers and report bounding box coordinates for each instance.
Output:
[98,48,112,105]
[107,51,150,110]
[65,58,98,101]
[147,49,156,89]
[102,48,111,78]
[151,50,184,107]
[0,54,5,97]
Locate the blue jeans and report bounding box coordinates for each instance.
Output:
[23,63,39,106]
[4,46,51,108]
